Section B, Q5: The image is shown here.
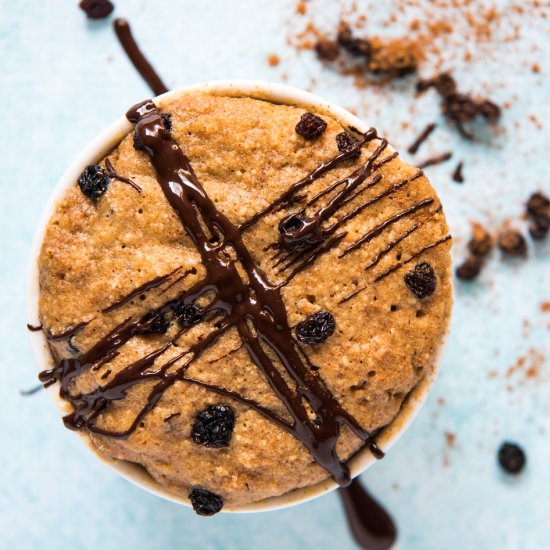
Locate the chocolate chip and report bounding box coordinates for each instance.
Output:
[335,132,360,157]
[315,39,340,62]
[497,442,526,475]
[173,302,203,327]
[295,113,328,140]
[77,165,110,200]
[497,229,527,257]
[526,192,550,218]
[160,113,173,132]
[150,314,170,334]
[337,24,371,57]
[468,223,494,257]
[188,487,224,516]
[295,310,335,344]
[455,256,483,281]
[404,262,436,298]
[192,404,235,448]
[79,0,114,19]
[528,215,550,240]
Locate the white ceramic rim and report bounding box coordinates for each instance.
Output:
[27,80,450,513]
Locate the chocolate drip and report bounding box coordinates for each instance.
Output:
[339,479,397,550]
[364,223,422,271]
[105,159,142,193]
[46,320,91,342]
[113,19,168,96]
[101,266,181,313]
[339,198,434,258]
[375,234,452,282]
[27,323,43,332]
[407,123,436,155]
[240,129,377,230]
[417,152,452,169]
[20,383,44,396]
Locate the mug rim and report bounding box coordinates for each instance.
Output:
[27,79,450,513]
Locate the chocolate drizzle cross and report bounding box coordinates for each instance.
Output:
[39,98,450,486]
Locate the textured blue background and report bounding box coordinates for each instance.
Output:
[1,0,549,548]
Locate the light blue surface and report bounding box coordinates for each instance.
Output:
[1,1,549,548]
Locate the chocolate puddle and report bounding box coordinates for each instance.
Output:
[339,479,397,550]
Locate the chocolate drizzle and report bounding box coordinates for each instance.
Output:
[113,19,168,96]
[27,323,43,332]
[339,479,397,550]
[38,97,451,492]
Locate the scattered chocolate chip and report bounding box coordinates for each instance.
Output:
[468,222,494,257]
[528,215,550,240]
[526,192,550,218]
[173,302,203,327]
[335,132,360,157]
[497,229,527,257]
[455,256,483,281]
[79,0,114,19]
[160,113,172,132]
[337,24,371,57]
[404,262,436,298]
[451,161,464,183]
[188,487,224,516]
[77,165,110,200]
[315,39,340,62]
[295,310,336,344]
[279,213,306,234]
[497,442,526,474]
[133,131,145,152]
[295,112,328,140]
[192,404,235,448]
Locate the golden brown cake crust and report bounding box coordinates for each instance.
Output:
[38,92,452,506]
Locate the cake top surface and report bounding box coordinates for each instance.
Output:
[38,91,452,511]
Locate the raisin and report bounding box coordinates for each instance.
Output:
[192,404,235,448]
[295,310,335,344]
[295,112,328,140]
[404,262,436,298]
[467,223,493,257]
[497,442,526,474]
[160,113,173,132]
[77,165,110,200]
[173,302,203,327]
[455,256,483,281]
[528,215,550,240]
[315,39,340,62]
[526,192,550,218]
[188,487,224,516]
[336,132,360,158]
[79,0,114,19]
[150,314,170,334]
[133,131,145,152]
[337,24,371,57]
[497,229,527,256]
